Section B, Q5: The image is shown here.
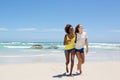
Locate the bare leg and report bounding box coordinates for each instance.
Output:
[65,53,70,73]
[70,51,75,76]
[81,53,85,64]
[76,52,82,74]
[78,53,84,74]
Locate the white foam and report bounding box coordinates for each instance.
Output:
[0,54,45,58]
[4,46,31,48]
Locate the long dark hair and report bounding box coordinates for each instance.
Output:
[75,24,81,43]
[75,24,80,33]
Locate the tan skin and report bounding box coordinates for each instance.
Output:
[76,26,88,74]
[64,27,76,76]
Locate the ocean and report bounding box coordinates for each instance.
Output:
[0,42,120,64]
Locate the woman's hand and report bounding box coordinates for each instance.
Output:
[65,40,71,45]
[86,48,88,54]
[85,38,88,54]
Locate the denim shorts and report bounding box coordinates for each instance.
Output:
[64,48,75,54]
[75,48,84,53]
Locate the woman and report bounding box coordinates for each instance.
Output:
[75,24,88,74]
[64,24,76,76]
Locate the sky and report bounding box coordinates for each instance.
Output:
[0,0,120,42]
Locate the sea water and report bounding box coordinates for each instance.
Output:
[0,42,120,64]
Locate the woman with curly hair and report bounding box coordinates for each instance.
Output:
[64,24,76,76]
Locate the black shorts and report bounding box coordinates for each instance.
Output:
[64,48,75,54]
[75,48,84,53]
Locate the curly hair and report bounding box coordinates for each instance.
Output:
[65,24,72,34]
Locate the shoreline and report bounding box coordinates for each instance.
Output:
[0,52,120,64]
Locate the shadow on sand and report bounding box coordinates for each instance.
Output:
[52,72,80,78]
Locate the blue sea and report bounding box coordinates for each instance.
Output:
[0,42,120,64]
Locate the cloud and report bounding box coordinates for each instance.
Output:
[17,28,37,31]
[41,28,63,32]
[110,30,120,32]
[0,28,8,31]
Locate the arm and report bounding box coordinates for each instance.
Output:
[85,38,88,54]
[64,35,71,45]
[64,35,67,45]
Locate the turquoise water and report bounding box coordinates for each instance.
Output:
[0,42,120,64]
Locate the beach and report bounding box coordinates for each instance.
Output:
[0,61,120,80]
[1,0,120,79]
[0,42,120,80]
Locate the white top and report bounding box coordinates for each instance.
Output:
[75,32,88,49]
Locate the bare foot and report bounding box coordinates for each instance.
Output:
[76,70,82,75]
[65,72,69,75]
[80,70,82,75]
[66,66,69,73]
[69,73,74,77]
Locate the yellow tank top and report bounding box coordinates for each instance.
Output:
[64,35,75,50]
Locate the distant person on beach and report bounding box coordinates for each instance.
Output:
[64,24,76,76]
[75,24,88,74]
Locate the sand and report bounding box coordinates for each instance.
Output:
[0,61,120,80]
